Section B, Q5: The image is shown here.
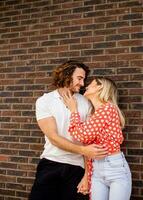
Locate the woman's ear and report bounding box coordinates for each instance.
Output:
[97,85,103,91]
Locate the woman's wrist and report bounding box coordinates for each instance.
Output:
[83,171,88,178]
[70,108,78,113]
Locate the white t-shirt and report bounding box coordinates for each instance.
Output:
[36,89,91,168]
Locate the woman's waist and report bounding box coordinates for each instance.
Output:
[96,133,124,146]
[93,151,125,163]
[108,150,121,156]
[95,141,121,154]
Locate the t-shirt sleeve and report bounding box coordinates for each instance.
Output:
[36,96,53,121]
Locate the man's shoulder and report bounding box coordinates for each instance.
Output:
[75,93,87,101]
[36,90,56,104]
[75,93,90,105]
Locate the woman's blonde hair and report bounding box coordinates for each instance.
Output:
[95,76,125,128]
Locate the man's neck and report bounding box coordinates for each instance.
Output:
[57,87,74,96]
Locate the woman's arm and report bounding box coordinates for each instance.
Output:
[77,157,89,195]
[69,112,97,144]
[69,104,113,144]
[38,116,108,159]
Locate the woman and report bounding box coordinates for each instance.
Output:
[62,77,132,200]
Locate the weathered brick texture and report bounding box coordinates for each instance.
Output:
[0,0,143,199]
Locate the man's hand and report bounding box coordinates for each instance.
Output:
[81,144,108,159]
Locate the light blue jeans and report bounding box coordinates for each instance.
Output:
[91,152,132,200]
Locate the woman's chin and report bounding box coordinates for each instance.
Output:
[83,93,88,98]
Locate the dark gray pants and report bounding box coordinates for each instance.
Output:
[29,158,89,200]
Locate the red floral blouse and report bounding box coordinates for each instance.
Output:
[68,102,124,194]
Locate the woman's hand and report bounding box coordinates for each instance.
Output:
[77,174,89,195]
[61,89,77,113]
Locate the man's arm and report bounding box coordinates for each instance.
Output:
[37,117,108,159]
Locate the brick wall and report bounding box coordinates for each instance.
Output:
[0,0,143,199]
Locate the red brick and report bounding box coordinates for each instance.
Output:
[117,53,142,60]
[118,39,142,47]
[71,18,93,25]
[118,26,142,34]
[106,8,130,16]
[61,13,82,21]
[93,55,116,61]
[50,21,70,28]
[62,2,82,9]
[82,36,104,43]
[0,156,9,161]
[48,45,68,52]
[105,47,129,54]
[59,51,80,57]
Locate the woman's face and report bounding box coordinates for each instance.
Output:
[84,79,101,99]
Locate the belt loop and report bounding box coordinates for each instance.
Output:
[105,156,109,162]
[121,152,125,159]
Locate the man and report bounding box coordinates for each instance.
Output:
[29,60,107,200]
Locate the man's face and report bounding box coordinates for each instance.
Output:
[69,67,86,93]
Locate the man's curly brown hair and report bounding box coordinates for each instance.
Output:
[52,60,90,88]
